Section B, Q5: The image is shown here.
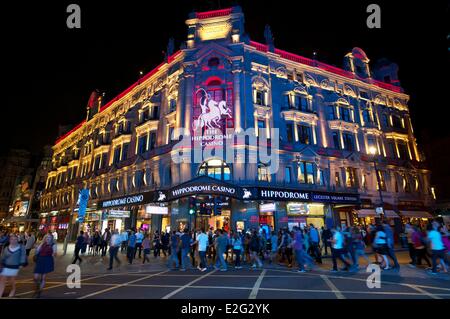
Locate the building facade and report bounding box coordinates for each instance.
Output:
[41,7,434,240]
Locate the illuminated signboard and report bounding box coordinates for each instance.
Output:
[145,205,169,215]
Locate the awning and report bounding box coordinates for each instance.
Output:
[356,209,400,218]
[400,211,433,218]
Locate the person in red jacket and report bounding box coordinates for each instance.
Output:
[410,226,431,268]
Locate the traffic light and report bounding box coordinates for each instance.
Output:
[189,196,196,215]
[199,202,207,215]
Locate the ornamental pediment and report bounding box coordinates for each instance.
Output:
[328,120,359,133]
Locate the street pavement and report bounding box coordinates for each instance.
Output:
[4,244,450,299]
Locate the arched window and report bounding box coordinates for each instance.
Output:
[198,159,231,181]
[258,163,270,182]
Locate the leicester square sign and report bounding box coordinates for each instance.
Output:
[191,87,233,147]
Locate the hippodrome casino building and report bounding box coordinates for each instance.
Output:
[40,6,434,241]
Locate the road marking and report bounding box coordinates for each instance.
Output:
[14,274,111,297]
[78,270,168,299]
[321,275,345,299]
[161,270,217,299]
[249,269,266,299]
[406,284,442,299]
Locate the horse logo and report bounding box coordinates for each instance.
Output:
[157,191,166,201]
[242,188,252,199]
[192,88,232,131]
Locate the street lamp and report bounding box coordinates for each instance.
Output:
[368,146,384,222]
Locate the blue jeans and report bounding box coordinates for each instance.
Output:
[295,249,305,271]
[199,251,207,269]
[234,249,241,267]
[168,248,179,268]
[181,248,190,269]
[215,249,227,270]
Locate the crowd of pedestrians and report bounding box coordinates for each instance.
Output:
[0,218,449,298]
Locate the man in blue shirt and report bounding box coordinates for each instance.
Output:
[383,221,400,270]
[180,229,192,271]
[127,230,137,264]
[215,230,229,271]
[134,229,144,259]
[309,224,322,264]
[168,230,180,270]
[72,231,85,265]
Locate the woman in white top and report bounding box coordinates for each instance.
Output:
[373,225,390,270]
[0,234,27,297]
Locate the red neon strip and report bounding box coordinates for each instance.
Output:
[55,51,182,145]
[249,40,403,93]
[196,8,232,19]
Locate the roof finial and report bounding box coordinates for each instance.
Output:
[264,24,274,52]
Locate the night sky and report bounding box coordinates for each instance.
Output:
[2,1,449,196]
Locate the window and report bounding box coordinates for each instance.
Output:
[254,89,267,106]
[362,109,373,125]
[258,163,270,182]
[328,106,337,120]
[198,159,231,181]
[138,135,148,154]
[122,143,129,161]
[397,141,409,160]
[402,175,411,193]
[167,126,175,143]
[151,106,159,120]
[208,57,220,67]
[286,123,294,143]
[392,115,403,129]
[298,161,315,184]
[294,95,309,111]
[332,132,340,149]
[113,146,121,165]
[149,132,156,150]
[388,141,397,158]
[94,155,101,171]
[342,133,355,151]
[340,107,351,122]
[297,125,311,145]
[345,167,359,188]
[360,91,369,100]
[367,136,377,153]
[318,169,325,186]
[169,98,177,113]
[335,172,341,187]
[376,171,386,191]
[382,114,389,127]
[283,94,291,109]
[285,167,292,183]
[101,154,108,169]
[296,73,303,82]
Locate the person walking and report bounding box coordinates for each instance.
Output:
[107,229,122,270]
[322,225,333,256]
[33,234,57,298]
[373,224,390,270]
[101,228,111,257]
[329,226,352,272]
[405,223,416,266]
[161,231,170,257]
[120,229,128,253]
[0,234,27,298]
[215,229,229,271]
[231,231,243,269]
[249,230,263,270]
[279,229,292,267]
[180,229,192,271]
[81,231,89,255]
[196,228,208,271]
[427,222,448,275]
[142,234,151,264]
[126,230,137,264]
[269,231,278,264]
[135,229,144,259]
[52,230,58,243]
[410,225,431,268]
[24,232,36,258]
[72,231,84,265]
[383,221,400,270]
[168,230,180,270]
[309,224,322,264]
[352,226,370,269]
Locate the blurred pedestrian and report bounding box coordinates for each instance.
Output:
[0,234,27,298]
[142,234,151,264]
[33,234,57,298]
[107,229,122,270]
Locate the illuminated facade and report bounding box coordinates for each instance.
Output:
[41,7,434,238]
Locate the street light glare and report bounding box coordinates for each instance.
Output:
[368,146,377,155]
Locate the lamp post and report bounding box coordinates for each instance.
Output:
[368,146,384,223]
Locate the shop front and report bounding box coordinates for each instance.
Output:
[399,210,434,229]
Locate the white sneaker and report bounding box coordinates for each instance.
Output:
[201,268,207,272]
